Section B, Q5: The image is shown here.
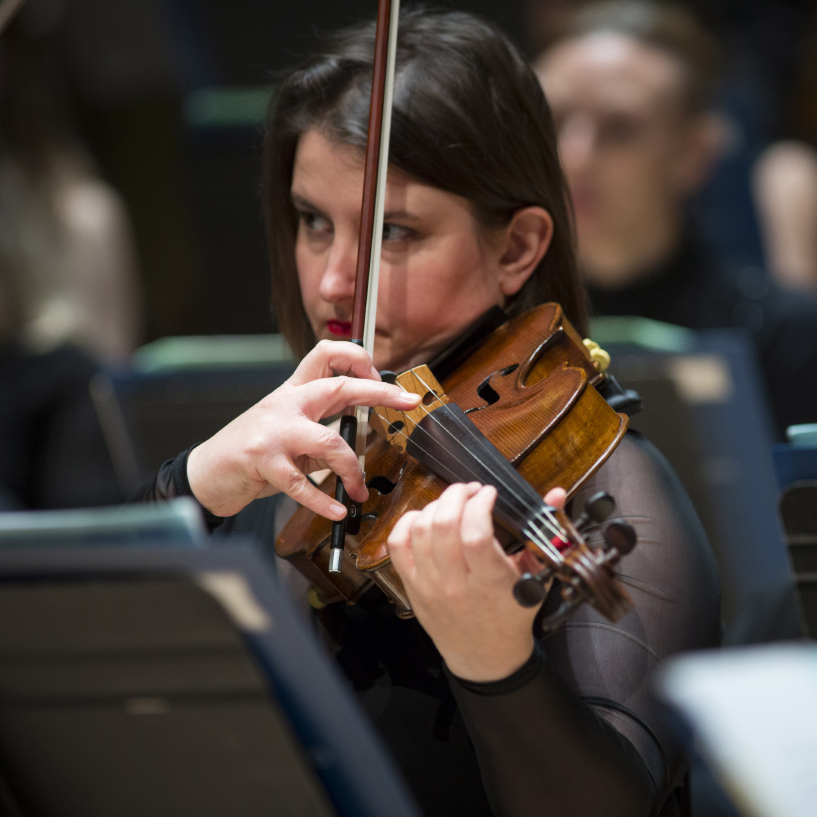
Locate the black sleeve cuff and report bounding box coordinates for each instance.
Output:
[174,445,225,531]
[446,640,545,697]
[129,445,225,532]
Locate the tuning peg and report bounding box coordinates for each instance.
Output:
[586,491,616,523]
[513,572,550,607]
[539,587,583,632]
[602,518,637,556]
[572,491,616,533]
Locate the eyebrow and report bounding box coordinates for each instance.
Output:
[291,194,322,212]
[291,194,421,224]
[383,210,421,222]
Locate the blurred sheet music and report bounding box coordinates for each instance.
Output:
[660,645,817,817]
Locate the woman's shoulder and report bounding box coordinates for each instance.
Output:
[601,428,686,483]
[589,429,709,536]
[572,429,721,644]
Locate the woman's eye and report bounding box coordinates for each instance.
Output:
[382,222,412,242]
[298,211,332,234]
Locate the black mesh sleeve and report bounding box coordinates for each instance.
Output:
[448,642,656,817]
[128,446,225,531]
[446,432,720,817]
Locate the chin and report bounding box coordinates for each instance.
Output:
[371,335,397,373]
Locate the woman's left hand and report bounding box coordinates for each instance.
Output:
[388,482,567,683]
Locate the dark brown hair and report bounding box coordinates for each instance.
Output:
[263,8,586,360]
[561,1,720,114]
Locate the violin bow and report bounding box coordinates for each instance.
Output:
[329,0,400,573]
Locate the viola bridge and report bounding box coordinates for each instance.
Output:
[370,365,449,451]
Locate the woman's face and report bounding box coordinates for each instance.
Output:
[291,129,510,372]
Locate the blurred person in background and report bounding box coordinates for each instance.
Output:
[752,140,817,293]
[0,8,137,509]
[0,4,140,361]
[535,0,817,440]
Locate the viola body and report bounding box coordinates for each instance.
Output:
[276,303,628,618]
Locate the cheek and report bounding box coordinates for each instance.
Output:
[294,241,320,318]
[384,242,496,332]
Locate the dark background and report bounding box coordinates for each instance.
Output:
[33,0,817,345]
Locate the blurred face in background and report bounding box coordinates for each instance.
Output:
[536,32,715,287]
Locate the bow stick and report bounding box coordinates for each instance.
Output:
[329,0,401,573]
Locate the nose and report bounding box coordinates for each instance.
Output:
[558,113,596,177]
[318,234,358,306]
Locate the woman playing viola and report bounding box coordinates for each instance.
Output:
[135,10,719,816]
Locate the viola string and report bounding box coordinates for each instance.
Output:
[401,372,570,549]
[406,371,568,541]
[370,402,566,563]
[369,408,562,561]
[374,391,567,559]
[373,406,563,554]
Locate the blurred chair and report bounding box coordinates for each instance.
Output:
[592,317,797,637]
[778,481,817,638]
[90,334,295,496]
[0,540,421,817]
[773,426,817,639]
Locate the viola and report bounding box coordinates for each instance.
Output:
[277,302,638,628]
[275,0,637,629]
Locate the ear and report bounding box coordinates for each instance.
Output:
[495,206,554,297]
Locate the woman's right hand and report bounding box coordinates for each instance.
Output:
[186,340,420,520]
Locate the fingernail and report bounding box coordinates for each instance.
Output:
[402,391,421,403]
[330,502,346,519]
[370,366,381,380]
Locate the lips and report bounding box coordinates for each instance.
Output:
[327,320,352,337]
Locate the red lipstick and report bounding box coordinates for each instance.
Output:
[327,320,352,337]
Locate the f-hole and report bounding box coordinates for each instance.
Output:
[367,475,398,496]
[471,363,520,410]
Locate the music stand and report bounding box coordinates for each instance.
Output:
[0,542,422,817]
